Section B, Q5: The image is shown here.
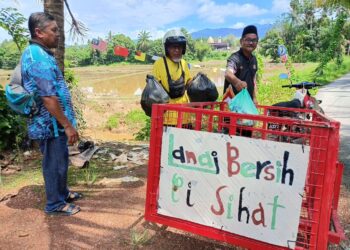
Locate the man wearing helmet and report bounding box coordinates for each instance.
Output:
[152,29,192,126]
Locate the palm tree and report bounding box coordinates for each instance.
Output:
[136,30,151,52]
[43,0,65,71]
[43,0,87,72]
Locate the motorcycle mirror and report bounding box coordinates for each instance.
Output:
[279,73,289,79]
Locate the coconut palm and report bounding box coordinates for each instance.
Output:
[136,30,151,52]
[43,0,87,72]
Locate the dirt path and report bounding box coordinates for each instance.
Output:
[0,143,238,250]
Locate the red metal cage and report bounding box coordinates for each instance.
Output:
[145,102,345,250]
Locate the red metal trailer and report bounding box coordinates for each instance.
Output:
[145,102,345,249]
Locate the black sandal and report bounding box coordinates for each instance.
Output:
[46,203,81,216]
[65,192,83,202]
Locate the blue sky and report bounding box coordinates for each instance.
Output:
[0,0,291,42]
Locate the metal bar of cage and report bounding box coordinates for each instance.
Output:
[144,102,343,250]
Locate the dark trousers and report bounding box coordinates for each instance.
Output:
[39,134,70,212]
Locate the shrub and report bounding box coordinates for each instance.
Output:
[0,85,27,150]
[134,117,151,141]
[125,109,147,128]
[105,113,121,130]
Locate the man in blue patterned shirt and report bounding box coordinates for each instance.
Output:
[21,12,81,215]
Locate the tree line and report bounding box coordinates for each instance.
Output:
[259,0,350,75]
[0,27,238,69]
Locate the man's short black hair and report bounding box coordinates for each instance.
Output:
[241,25,258,38]
[28,12,55,38]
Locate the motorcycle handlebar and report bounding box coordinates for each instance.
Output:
[281,82,321,89]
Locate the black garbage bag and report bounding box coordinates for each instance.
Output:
[187,72,218,102]
[141,74,169,116]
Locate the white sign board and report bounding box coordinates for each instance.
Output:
[158,127,310,248]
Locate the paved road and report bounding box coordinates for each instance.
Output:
[317,73,350,168]
[317,73,350,137]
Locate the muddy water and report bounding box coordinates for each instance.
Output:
[73,61,226,98]
[0,61,227,96]
[0,61,227,142]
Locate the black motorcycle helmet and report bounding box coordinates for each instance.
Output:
[163,29,187,56]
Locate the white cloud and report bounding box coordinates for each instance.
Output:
[0,0,285,43]
[272,0,291,13]
[231,22,246,29]
[258,19,274,25]
[88,0,197,37]
[196,0,267,24]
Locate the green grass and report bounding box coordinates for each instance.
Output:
[125,110,148,128]
[0,167,43,191]
[315,56,350,84]
[105,113,121,130]
[67,162,100,186]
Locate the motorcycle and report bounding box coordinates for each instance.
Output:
[273,73,324,112]
[267,73,324,143]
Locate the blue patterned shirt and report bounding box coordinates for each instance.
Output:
[21,42,76,140]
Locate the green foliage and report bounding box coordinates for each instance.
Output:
[134,117,151,141]
[105,113,121,130]
[259,30,281,62]
[65,45,92,67]
[181,28,196,61]
[106,34,136,64]
[315,10,348,76]
[222,34,239,48]
[64,66,86,132]
[106,110,147,131]
[315,55,350,83]
[147,38,163,57]
[255,52,264,85]
[208,50,229,60]
[258,57,350,105]
[194,41,212,62]
[125,110,147,128]
[0,7,28,52]
[0,40,21,69]
[259,0,350,65]
[136,30,151,52]
[83,163,98,185]
[0,85,27,151]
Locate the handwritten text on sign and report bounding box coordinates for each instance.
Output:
[158,127,309,248]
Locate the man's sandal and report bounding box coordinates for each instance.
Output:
[46,203,81,216]
[65,192,83,203]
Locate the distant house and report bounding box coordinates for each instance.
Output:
[207,36,229,50]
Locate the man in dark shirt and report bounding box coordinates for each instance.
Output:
[224,25,258,105]
[223,25,259,137]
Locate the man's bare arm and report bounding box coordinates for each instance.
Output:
[225,70,247,92]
